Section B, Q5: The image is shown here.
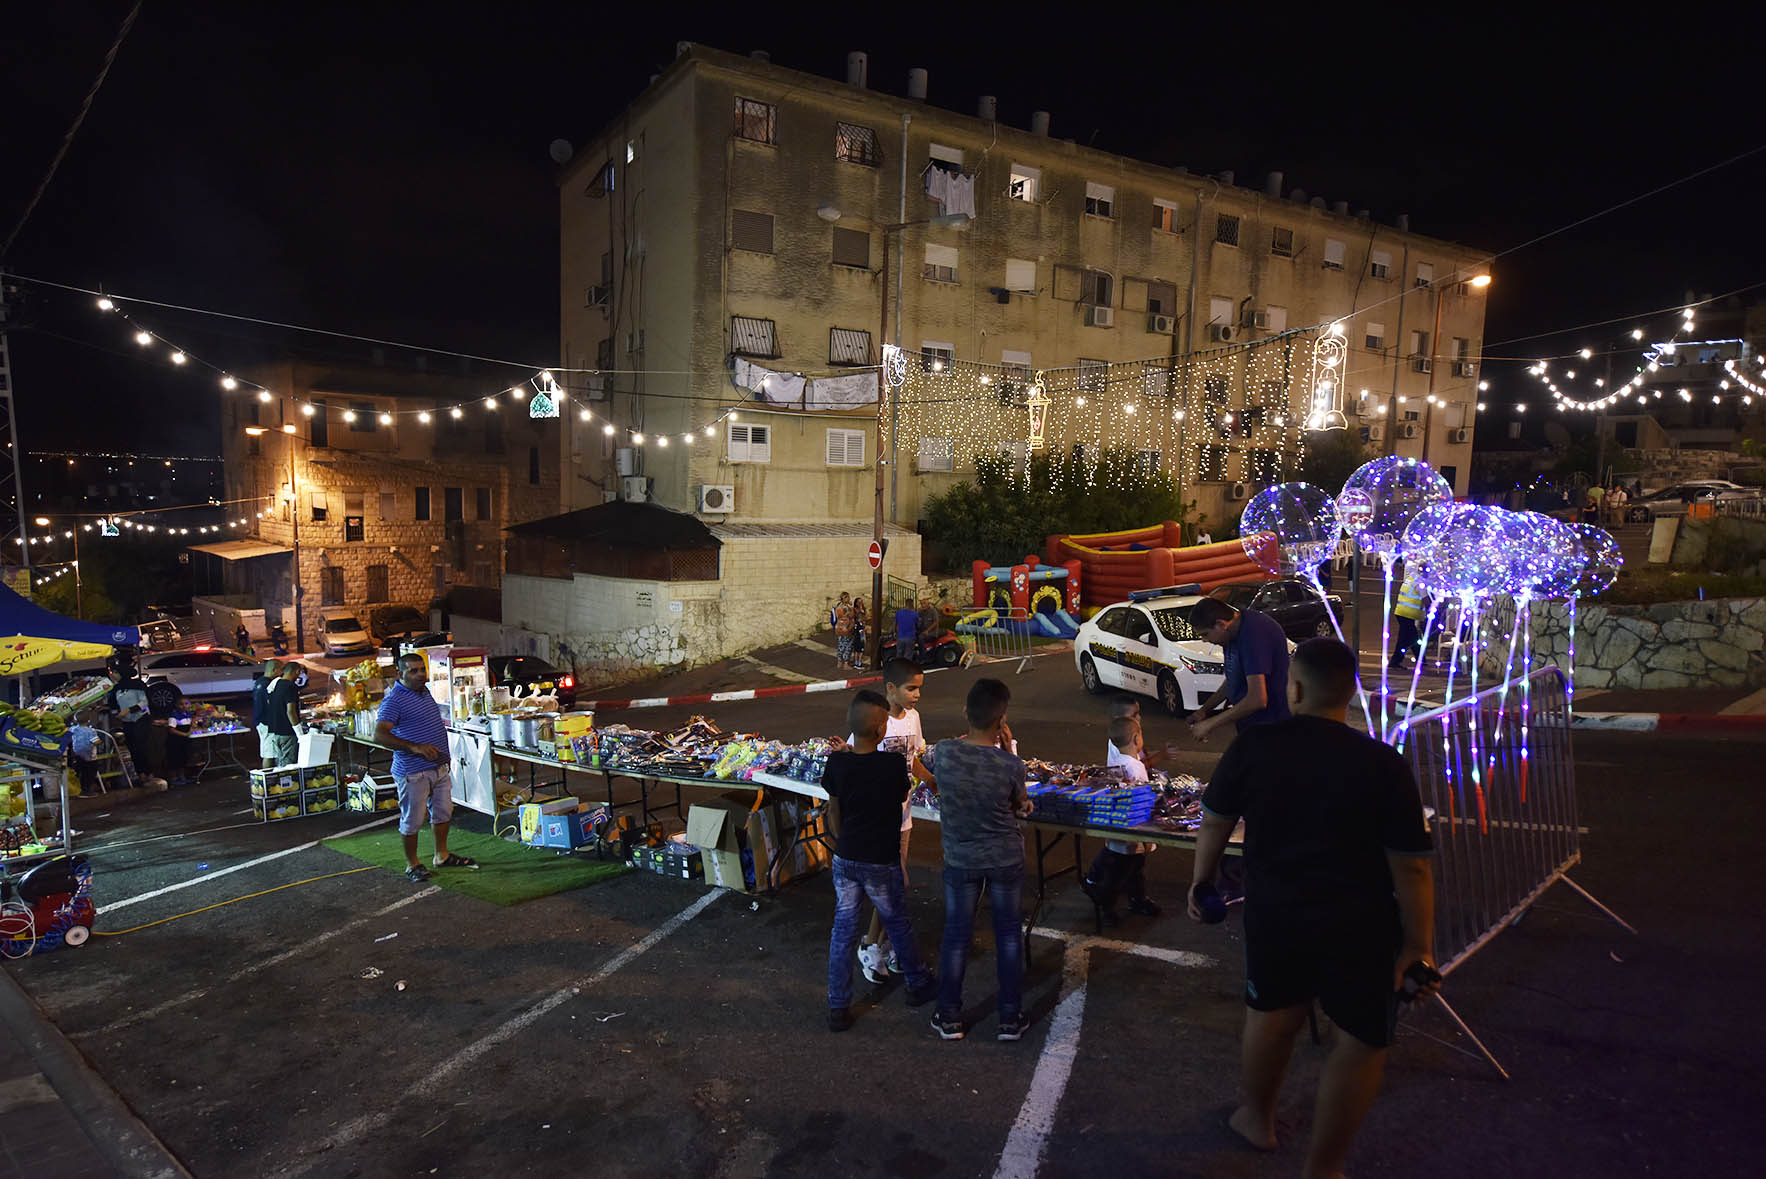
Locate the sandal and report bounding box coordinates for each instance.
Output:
[433,854,478,870]
[404,865,429,882]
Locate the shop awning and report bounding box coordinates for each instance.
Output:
[188,539,292,561]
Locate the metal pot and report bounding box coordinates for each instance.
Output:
[516,714,543,748]
[491,713,517,744]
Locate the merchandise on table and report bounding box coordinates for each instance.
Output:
[0,705,71,764]
[26,675,113,717]
[186,700,248,737]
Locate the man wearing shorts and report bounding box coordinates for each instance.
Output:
[1190,638,1437,1178]
[375,653,476,882]
[262,663,302,768]
[252,659,281,769]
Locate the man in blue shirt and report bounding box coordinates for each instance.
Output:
[894,602,920,661]
[1186,596,1291,743]
[375,653,476,882]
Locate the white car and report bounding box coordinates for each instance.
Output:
[320,609,374,657]
[140,649,264,696]
[1074,587,1226,715]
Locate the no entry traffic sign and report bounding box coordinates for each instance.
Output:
[867,540,883,570]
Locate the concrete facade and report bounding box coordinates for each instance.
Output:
[559,44,1493,542]
[213,358,560,648]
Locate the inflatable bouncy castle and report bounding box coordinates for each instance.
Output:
[1046,520,1270,615]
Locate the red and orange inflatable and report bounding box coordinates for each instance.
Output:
[1045,521,1271,615]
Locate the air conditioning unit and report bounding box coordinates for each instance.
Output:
[1367,423,1386,441]
[1398,422,1421,439]
[615,447,637,476]
[697,484,735,513]
[1244,309,1272,330]
[1210,323,1237,344]
[1226,482,1249,501]
[1453,361,1477,378]
[1148,313,1175,334]
[1410,355,1433,374]
[1085,304,1114,328]
[1448,427,1471,444]
[621,475,649,502]
[586,284,610,309]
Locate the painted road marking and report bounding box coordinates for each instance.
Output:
[280,887,725,1175]
[737,655,818,684]
[100,816,396,914]
[86,886,442,1037]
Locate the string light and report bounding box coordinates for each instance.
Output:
[134,330,151,345]
[221,375,237,390]
[603,423,615,436]
[418,411,431,423]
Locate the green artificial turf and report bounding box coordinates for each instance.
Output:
[323,828,627,906]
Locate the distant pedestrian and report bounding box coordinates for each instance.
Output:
[252,658,280,766]
[1196,525,1214,546]
[1390,578,1427,672]
[852,597,869,669]
[376,652,476,881]
[1605,483,1628,526]
[262,662,302,768]
[1582,483,1604,524]
[833,592,856,671]
[894,600,920,662]
[235,623,252,655]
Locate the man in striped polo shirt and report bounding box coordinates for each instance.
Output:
[376,652,476,882]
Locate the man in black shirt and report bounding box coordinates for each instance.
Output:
[1190,638,1437,1179]
[821,690,937,1032]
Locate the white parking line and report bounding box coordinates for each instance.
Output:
[280,887,724,1175]
[86,886,442,1037]
[100,816,395,914]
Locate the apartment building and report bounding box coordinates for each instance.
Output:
[206,356,560,646]
[559,44,1494,541]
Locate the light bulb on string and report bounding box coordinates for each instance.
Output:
[510,387,525,400]
[342,410,357,423]
[602,423,615,436]
[221,376,238,390]
[580,409,591,421]
[450,407,464,419]
[379,412,393,425]
[301,403,315,416]
[257,390,272,403]
[134,330,151,346]
[170,352,187,365]
[418,411,431,423]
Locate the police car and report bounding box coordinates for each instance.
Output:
[1074,585,1226,715]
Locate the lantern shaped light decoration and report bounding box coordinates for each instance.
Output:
[1026,380,1050,451]
[1306,322,1350,430]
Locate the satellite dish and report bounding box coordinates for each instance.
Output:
[548,139,574,165]
[816,202,841,223]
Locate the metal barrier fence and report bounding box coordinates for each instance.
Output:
[1397,665,1633,1076]
[957,606,1035,674]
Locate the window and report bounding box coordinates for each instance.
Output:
[625,136,640,164]
[1415,261,1435,288]
[345,490,364,517]
[379,490,395,520]
[731,316,779,357]
[1508,421,1522,440]
[834,121,880,166]
[472,561,494,588]
[1271,226,1295,257]
[1005,258,1037,292]
[733,97,776,144]
[1266,306,1289,333]
[529,446,541,486]
[731,209,774,254]
[727,422,771,463]
[1196,443,1230,482]
[1446,401,1467,429]
[1365,322,1387,350]
[1077,359,1108,393]
[444,487,464,524]
[1409,330,1430,358]
[1370,249,1392,279]
[1134,449,1161,476]
[1323,238,1346,270]
[349,401,376,433]
[920,341,955,373]
[1080,270,1113,307]
[1439,465,1457,491]
[321,567,344,606]
[1215,214,1241,246]
[929,143,963,165]
[1453,337,1471,362]
[586,160,614,197]
[1009,165,1039,202]
[1247,448,1282,486]
[344,516,364,543]
[829,327,872,366]
[1084,182,1115,218]
[1147,280,1178,317]
[414,487,430,521]
[311,399,329,447]
[1142,365,1177,398]
[1153,198,1179,233]
[922,243,958,283]
[918,437,954,472]
[365,565,389,604]
[831,226,869,268]
[485,412,503,454]
[1209,296,1234,325]
[825,428,865,467]
[476,487,493,520]
[595,337,614,373]
[310,491,328,522]
[1000,349,1033,394]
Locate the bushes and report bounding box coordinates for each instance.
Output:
[921,447,1193,570]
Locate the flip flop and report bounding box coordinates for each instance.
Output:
[433,854,478,870]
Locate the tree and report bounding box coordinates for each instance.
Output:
[1297,428,1373,497]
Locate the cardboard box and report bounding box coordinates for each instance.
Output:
[517,797,577,845]
[686,797,760,891]
[745,796,833,890]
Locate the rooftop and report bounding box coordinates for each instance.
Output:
[507,501,721,550]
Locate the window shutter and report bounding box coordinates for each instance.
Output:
[749,425,770,462]
[832,227,869,268]
[1005,258,1036,291]
[731,209,774,254]
[1323,238,1346,267]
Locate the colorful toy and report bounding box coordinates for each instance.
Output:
[970,557,1084,637]
[1047,521,1270,614]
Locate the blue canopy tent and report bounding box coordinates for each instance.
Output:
[0,583,139,650]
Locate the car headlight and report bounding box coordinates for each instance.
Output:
[1179,655,1223,675]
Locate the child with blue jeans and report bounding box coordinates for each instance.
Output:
[822,690,938,1032]
[928,677,1034,1041]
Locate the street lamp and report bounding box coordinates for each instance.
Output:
[246,424,305,656]
[1421,270,1493,464]
[818,203,972,665]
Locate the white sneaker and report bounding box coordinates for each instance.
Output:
[885,950,903,975]
[858,943,887,984]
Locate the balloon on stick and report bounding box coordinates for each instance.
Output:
[1239,482,1341,576]
[1339,455,1453,563]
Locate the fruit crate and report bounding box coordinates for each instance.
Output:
[300,763,341,815]
[252,797,303,822]
[345,774,400,814]
[250,767,302,803]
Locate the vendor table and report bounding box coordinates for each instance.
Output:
[188,726,253,780]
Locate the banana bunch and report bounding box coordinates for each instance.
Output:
[0,708,67,737]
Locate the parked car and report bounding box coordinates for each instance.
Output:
[140,649,263,696]
[319,609,374,657]
[1073,587,1225,716]
[1207,578,1344,640]
[369,605,430,648]
[488,655,577,708]
[137,618,184,651]
[1626,480,1762,522]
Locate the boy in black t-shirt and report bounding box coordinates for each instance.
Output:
[1190,638,1438,1178]
[821,690,937,1032]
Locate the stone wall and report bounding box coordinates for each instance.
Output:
[1485,596,1766,689]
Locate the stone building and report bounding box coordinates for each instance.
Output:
[201,357,560,650]
[557,43,1495,547]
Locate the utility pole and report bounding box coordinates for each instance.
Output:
[0,275,33,591]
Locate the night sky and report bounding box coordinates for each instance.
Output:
[4,4,1762,457]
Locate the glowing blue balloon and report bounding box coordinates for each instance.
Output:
[1239,482,1341,575]
[1422,505,1514,599]
[1340,456,1454,560]
[1522,513,1586,599]
[1570,524,1623,595]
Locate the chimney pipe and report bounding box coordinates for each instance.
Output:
[1396,213,1410,231]
[1218,170,1235,186]
[750,50,769,63]
[1030,110,1050,136]
[1332,200,1350,215]
[846,51,868,88]
[907,68,928,100]
[1289,187,1307,204]
[977,95,997,121]
[1264,171,1284,197]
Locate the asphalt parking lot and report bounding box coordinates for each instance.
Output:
[3,661,1762,1177]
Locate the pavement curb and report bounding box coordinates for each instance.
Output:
[0,964,192,1178]
[582,672,884,712]
[1572,711,1766,732]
